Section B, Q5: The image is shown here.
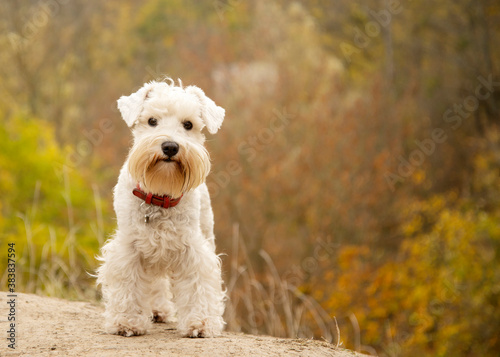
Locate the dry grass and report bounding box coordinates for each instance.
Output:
[225,223,341,345]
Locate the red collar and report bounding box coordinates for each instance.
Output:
[132,184,183,209]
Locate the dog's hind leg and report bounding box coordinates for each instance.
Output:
[150,277,177,323]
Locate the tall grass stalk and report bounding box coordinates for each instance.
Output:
[224,223,341,345]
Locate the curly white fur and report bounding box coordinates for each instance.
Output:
[96,79,226,338]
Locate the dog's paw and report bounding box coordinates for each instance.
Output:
[181,317,224,338]
[185,327,208,338]
[114,324,147,337]
[152,310,177,323]
[104,315,150,337]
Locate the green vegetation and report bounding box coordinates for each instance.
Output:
[0,113,109,300]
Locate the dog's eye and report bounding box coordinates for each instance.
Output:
[183,121,193,130]
[148,118,158,127]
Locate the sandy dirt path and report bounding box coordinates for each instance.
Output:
[1,292,365,356]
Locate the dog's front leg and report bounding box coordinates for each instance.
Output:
[171,240,225,338]
[98,237,153,337]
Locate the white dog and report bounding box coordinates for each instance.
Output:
[97,79,226,338]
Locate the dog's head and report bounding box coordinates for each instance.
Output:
[117,79,225,197]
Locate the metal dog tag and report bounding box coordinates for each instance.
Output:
[141,202,153,224]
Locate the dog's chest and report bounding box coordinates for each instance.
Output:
[130,205,197,264]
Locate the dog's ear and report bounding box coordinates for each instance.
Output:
[117,83,154,127]
[186,85,225,134]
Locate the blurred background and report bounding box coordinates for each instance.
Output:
[1,0,499,355]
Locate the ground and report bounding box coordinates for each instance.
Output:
[1,292,367,356]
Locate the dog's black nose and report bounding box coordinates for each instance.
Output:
[161,141,179,157]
